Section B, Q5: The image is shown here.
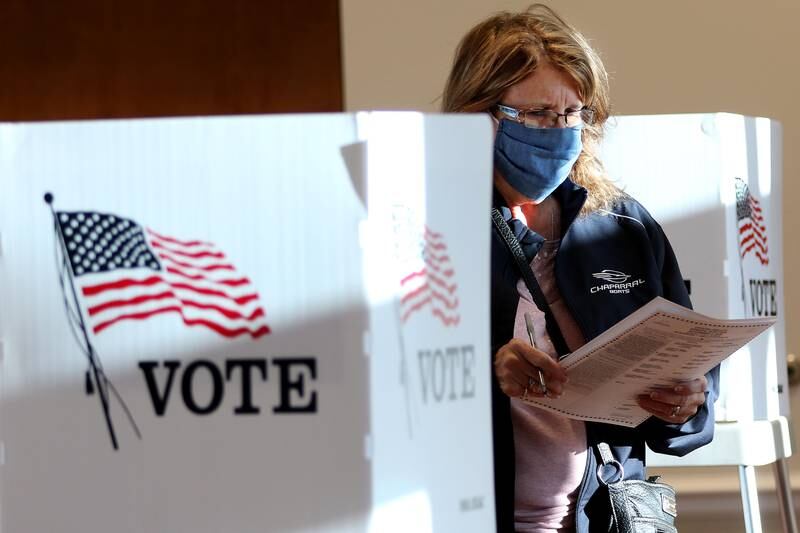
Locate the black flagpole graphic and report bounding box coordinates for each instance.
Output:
[391,209,417,440]
[45,192,129,450]
[735,178,747,305]
[394,298,414,440]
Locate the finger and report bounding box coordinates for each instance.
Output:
[496,374,525,398]
[682,392,707,410]
[493,341,566,398]
[526,371,562,398]
[510,339,567,382]
[672,377,707,394]
[648,389,705,408]
[510,360,565,396]
[495,345,564,396]
[637,396,698,422]
[647,378,707,405]
[648,390,685,406]
[496,359,561,399]
[499,363,564,398]
[637,396,671,416]
[498,375,549,400]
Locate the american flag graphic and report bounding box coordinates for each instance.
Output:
[735,178,769,266]
[56,211,270,338]
[394,212,460,327]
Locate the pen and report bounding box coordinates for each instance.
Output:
[524,312,548,396]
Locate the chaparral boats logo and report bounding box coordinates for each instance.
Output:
[590,269,645,294]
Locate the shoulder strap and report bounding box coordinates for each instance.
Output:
[491,208,570,356]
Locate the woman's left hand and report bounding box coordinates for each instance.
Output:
[637,376,708,424]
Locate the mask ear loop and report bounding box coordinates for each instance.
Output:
[488,111,500,136]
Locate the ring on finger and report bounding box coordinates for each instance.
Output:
[671,404,681,417]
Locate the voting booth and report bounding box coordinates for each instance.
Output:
[0,113,496,532]
[601,113,794,533]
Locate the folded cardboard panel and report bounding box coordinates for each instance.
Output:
[602,113,787,423]
[0,113,495,532]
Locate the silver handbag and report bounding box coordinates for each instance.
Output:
[597,442,678,533]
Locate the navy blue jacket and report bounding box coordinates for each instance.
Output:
[490,179,720,533]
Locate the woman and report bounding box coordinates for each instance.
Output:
[442,5,719,532]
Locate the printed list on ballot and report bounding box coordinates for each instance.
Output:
[523,296,776,427]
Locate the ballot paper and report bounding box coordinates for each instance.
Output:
[522,296,776,427]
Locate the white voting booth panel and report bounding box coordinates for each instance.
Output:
[0,113,496,533]
[359,115,495,532]
[601,115,797,533]
[601,113,787,423]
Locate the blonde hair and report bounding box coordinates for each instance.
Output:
[442,4,622,214]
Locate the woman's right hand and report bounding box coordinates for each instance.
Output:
[494,338,568,399]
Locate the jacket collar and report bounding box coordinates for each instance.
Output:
[492,178,589,260]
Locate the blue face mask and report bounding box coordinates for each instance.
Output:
[493,119,583,203]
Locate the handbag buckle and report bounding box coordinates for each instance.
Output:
[596,459,625,485]
[661,493,678,517]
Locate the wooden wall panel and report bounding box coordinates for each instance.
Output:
[0,0,343,120]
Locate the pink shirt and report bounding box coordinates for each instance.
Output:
[511,236,589,532]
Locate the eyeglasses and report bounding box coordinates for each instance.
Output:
[495,103,595,129]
